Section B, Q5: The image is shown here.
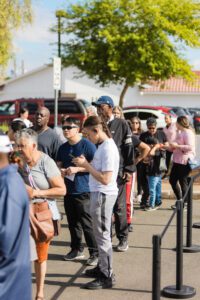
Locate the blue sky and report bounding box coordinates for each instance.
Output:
[8,0,200,76]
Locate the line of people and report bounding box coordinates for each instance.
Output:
[0,95,196,300]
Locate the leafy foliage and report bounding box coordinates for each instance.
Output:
[0,0,32,72]
[59,0,200,106]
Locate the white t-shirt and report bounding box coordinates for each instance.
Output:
[89,138,119,195]
[13,118,33,128]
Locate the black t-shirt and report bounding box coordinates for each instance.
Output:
[140,130,167,175]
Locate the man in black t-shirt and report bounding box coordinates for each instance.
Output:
[140,118,167,211]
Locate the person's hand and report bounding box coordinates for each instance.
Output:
[123,172,132,182]
[73,155,88,168]
[60,168,66,177]
[170,142,178,149]
[65,166,80,175]
[161,142,169,150]
[25,184,34,199]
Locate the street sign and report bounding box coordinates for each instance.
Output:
[53,57,61,90]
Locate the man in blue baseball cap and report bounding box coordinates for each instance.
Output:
[92,95,114,108]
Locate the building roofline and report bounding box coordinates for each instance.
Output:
[0,64,52,87]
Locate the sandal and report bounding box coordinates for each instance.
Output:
[35,297,44,300]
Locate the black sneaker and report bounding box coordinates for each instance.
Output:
[86,255,98,266]
[83,272,116,289]
[128,224,133,232]
[140,203,146,209]
[171,203,187,211]
[84,265,100,277]
[63,249,85,261]
[116,240,129,252]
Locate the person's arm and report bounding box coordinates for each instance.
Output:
[121,121,135,173]
[173,131,195,152]
[73,155,113,185]
[31,176,66,199]
[135,142,151,164]
[57,159,88,176]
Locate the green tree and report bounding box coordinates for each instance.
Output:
[0,0,32,73]
[59,0,200,107]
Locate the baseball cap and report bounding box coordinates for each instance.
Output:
[92,96,114,108]
[146,117,157,127]
[0,135,13,153]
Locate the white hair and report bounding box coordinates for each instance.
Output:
[15,128,38,145]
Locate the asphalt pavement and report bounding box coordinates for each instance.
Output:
[32,184,200,300]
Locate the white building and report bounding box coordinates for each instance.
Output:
[0,65,130,105]
[0,65,200,108]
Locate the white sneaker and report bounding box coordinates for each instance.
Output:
[137,195,142,203]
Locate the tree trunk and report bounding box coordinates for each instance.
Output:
[119,82,129,108]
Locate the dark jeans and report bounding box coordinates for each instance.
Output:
[136,162,143,195]
[64,193,98,256]
[169,163,190,202]
[113,176,128,242]
[166,151,173,174]
[140,163,149,205]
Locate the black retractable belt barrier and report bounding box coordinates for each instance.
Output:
[162,200,196,299]
[183,177,200,253]
[152,235,161,300]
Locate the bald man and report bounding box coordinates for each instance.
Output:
[34,107,62,161]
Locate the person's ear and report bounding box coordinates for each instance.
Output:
[33,143,37,150]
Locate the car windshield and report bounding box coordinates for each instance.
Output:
[0,102,15,115]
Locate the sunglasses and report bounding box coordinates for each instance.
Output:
[148,127,156,130]
[62,125,78,130]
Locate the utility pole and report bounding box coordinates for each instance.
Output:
[56,10,65,99]
[54,10,65,126]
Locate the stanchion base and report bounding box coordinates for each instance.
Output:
[162,285,196,299]
[183,244,200,253]
[193,222,200,229]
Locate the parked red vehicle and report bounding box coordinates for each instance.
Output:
[0,98,87,128]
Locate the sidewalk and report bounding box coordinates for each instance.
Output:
[162,180,200,200]
[32,198,200,300]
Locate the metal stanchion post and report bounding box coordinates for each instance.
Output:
[152,235,161,300]
[162,200,196,298]
[183,177,200,253]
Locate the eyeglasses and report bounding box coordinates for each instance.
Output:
[148,127,156,130]
[62,125,79,130]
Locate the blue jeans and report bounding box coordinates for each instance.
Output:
[148,176,162,208]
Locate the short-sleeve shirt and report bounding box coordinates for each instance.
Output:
[89,138,119,195]
[57,138,96,194]
[38,127,63,161]
[21,153,61,190]
[0,165,31,300]
[140,130,167,176]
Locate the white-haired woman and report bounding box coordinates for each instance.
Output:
[15,128,66,300]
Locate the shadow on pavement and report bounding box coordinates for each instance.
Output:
[49,265,86,300]
[50,240,70,247]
